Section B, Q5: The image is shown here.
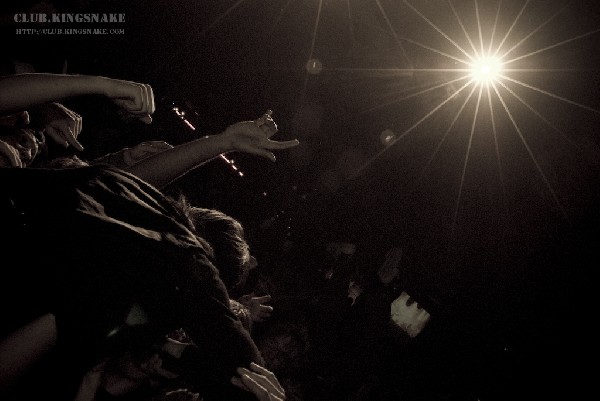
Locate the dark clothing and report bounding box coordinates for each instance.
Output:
[0,165,262,400]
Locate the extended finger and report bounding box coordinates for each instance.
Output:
[240,146,276,162]
[265,139,300,150]
[240,373,269,401]
[254,295,272,304]
[44,126,69,147]
[53,122,80,149]
[239,370,284,401]
[259,305,274,314]
[241,367,284,397]
[66,127,84,151]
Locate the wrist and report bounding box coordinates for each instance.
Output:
[89,75,112,98]
[206,131,236,154]
[218,129,236,151]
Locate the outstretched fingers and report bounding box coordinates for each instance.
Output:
[265,139,299,150]
[249,362,284,394]
[233,366,285,401]
[239,137,299,162]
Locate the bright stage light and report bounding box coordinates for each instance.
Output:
[469,56,503,84]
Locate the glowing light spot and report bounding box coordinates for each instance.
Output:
[380,129,397,146]
[470,56,503,84]
[306,58,323,75]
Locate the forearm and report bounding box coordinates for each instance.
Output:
[91,150,130,170]
[125,134,233,189]
[126,116,297,189]
[0,73,107,114]
[0,313,58,394]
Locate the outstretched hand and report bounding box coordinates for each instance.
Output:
[238,293,273,323]
[221,110,299,162]
[231,362,285,401]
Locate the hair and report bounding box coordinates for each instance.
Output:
[41,154,89,168]
[183,205,251,292]
[0,124,48,165]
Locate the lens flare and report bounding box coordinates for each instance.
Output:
[469,55,503,84]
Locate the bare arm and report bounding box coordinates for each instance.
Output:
[0,73,154,123]
[125,112,299,189]
[0,313,58,395]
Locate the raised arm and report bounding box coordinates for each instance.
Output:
[125,111,299,189]
[0,73,154,123]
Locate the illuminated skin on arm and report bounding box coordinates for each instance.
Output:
[0,73,154,123]
[125,112,299,189]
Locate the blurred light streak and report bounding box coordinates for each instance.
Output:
[448,0,480,57]
[491,82,568,220]
[349,78,475,180]
[377,0,412,64]
[219,154,245,177]
[404,0,474,62]
[499,2,569,60]
[361,75,470,114]
[452,84,484,235]
[419,83,480,180]
[499,74,600,115]
[492,0,531,58]
[503,28,600,64]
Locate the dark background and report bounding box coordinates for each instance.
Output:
[2,1,600,399]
